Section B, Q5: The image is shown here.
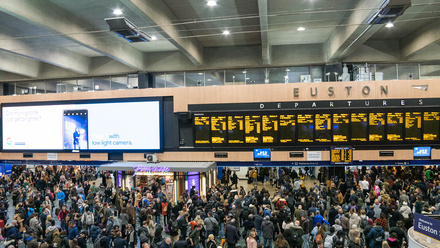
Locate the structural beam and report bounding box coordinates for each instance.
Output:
[0,0,145,70]
[0,34,90,74]
[324,0,384,62]
[258,0,271,65]
[122,0,204,66]
[0,50,40,77]
[400,19,440,59]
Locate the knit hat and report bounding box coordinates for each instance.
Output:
[368,219,373,225]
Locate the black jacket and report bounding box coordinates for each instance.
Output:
[113,237,127,248]
[173,240,188,248]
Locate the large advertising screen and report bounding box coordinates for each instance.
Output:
[2,99,162,151]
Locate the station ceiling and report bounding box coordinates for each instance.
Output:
[0,0,439,81]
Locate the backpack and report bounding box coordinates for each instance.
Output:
[360,218,368,229]
[86,213,93,225]
[374,231,384,245]
[170,220,179,234]
[94,235,105,248]
[333,236,344,248]
[139,228,149,243]
[212,218,220,236]
[291,228,299,243]
[324,234,335,248]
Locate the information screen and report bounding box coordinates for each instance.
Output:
[279,115,295,144]
[333,113,349,142]
[193,109,440,147]
[194,116,210,144]
[245,115,261,143]
[405,112,422,141]
[331,147,353,164]
[424,112,440,141]
[297,114,314,143]
[315,114,332,142]
[2,100,161,151]
[262,115,278,143]
[228,115,244,144]
[211,116,227,144]
[369,112,385,142]
[387,112,404,141]
[351,113,368,142]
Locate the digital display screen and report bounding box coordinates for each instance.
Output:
[333,113,349,142]
[387,112,404,141]
[245,115,261,143]
[351,113,368,142]
[315,114,332,142]
[211,116,227,144]
[424,112,439,141]
[194,116,210,144]
[369,112,385,142]
[413,147,431,157]
[279,115,295,144]
[262,115,278,143]
[254,148,271,159]
[297,114,314,142]
[228,115,244,144]
[194,110,440,147]
[2,100,161,151]
[331,147,353,164]
[405,112,422,141]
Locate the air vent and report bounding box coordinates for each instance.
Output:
[379,151,394,157]
[290,152,304,158]
[80,153,91,159]
[214,152,228,158]
[367,0,411,24]
[23,153,33,158]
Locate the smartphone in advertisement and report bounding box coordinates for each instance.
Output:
[63,110,88,150]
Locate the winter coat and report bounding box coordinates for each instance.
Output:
[261,220,274,239]
[90,225,102,242]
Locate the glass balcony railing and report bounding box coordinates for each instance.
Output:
[1,63,440,95]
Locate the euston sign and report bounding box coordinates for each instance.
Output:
[414,213,440,241]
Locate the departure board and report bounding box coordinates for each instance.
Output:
[262,115,278,143]
[331,147,353,164]
[369,113,385,142]
[387,112,404,141]
[211,116,227,144]
[333,113,349,142]
[279,115,295,143]
[424,112,440,141]
[297,114,314,142]
[405,112,422,141]
[315,114,332,142]
[351,113,368,142]
[194,109,440,147]
[245,115,261,143]
[194,116,210,144]
[228,115,244,144]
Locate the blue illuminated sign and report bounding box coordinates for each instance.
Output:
[414,147,431,157]
[254,149,271,159]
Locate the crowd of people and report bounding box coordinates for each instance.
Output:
[0,165,438,248]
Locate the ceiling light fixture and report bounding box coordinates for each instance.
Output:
[385,22,394,28]
[297,27,305,31]
[207,0,217,6]
[151,36,157,41]
[222,30,230,35]
[113,9,123,16]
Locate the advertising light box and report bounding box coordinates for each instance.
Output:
[2,98,162,151]
[254,148,271,159]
